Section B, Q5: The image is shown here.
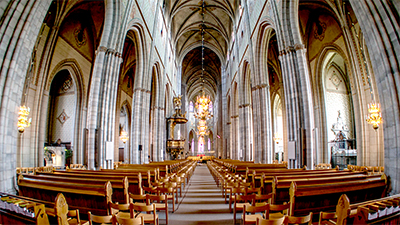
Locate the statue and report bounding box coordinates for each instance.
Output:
[173,95,182,109]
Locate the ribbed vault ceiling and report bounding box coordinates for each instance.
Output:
[168,0,237,102]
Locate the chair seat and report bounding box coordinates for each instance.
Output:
[269,212,284,219]
[242,214,263,223]
[67,218,86,225]
[116,211,131,218]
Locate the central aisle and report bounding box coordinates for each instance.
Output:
[168,164,233,225]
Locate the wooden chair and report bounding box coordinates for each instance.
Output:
[143,186,158,195]
[256,216,285,225]
[234,194,256,224]
[67,209,82,225]
[255,193,273,206]
[146,194,168,224]
[162,181,179,204]
[246,187,261,195]
[130,203,159,225]
[157,187,176,212]
[242,203,270,224]
[170,176,183,197]
[129,193,147,204]
[283,212,313,225]
[229,187,246,212]
[318,211,337,225]
[108,201,131,217]
[268,203,289,219]
[224,180,241,203]
[87,211,114,225]
[112,213,144,225]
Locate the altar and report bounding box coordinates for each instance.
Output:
[44,146,65,168]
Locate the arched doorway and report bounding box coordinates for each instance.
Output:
[116,33,137,164]
[322,52,356,169]
[46,70,77,167]
[273,94,283,162]
[119,103,131,163]
[189,129,195,156]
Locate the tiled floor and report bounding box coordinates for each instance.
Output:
[167,164,234,225]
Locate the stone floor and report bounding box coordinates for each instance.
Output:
[166,164,234,225]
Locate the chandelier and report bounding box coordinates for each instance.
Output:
[197,119,209,136]
[366,102,382,130]
[17,105,31,133]
[195,0,212,140]
[195,91,212,120]
[195,0,212,121]
[120,130,129,143]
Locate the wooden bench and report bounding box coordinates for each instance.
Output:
[334,193,400,224]
[99,169,156,187]
[0,192,50,225]
[18,174,112,216]
[37,170,143,196]
[258,170,365,194]
[272,173,382,204]
[23,173,129,204]
[288,174,387,216]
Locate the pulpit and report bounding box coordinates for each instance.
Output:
[166,96,188,159]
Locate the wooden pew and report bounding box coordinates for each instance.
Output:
[37,170,143,196]
[259,170,366,194]
[18,174,112,216]
[99,168,156,187]
[0,192,50,225]
[272,173,382,204]
[333,193,400,224]
[288,174,387,216]
[23,173,129,204]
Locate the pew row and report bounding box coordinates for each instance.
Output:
[18,174,112,216]
[333,193,400,224]
[289,174,387,216]
[271,173,381,204]
[0,192,50,225]
[38,170,144,195]
[22,174,130,204]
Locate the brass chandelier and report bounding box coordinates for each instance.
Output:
[195,0,212,141]
[18,105,31,133]
[366,102,382,130]
[120,130,129,143]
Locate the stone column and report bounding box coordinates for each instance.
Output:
[279,44,314,169]
[239,104,253,161]
[351,0,400,195]
[87,47,122,169]
[252,84,273,163]
[0,0,52,192]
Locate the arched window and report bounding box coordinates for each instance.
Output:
[198,139,204,153]
[189,101,194,112]
[192,139,194,154]
[208,138,211,151]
